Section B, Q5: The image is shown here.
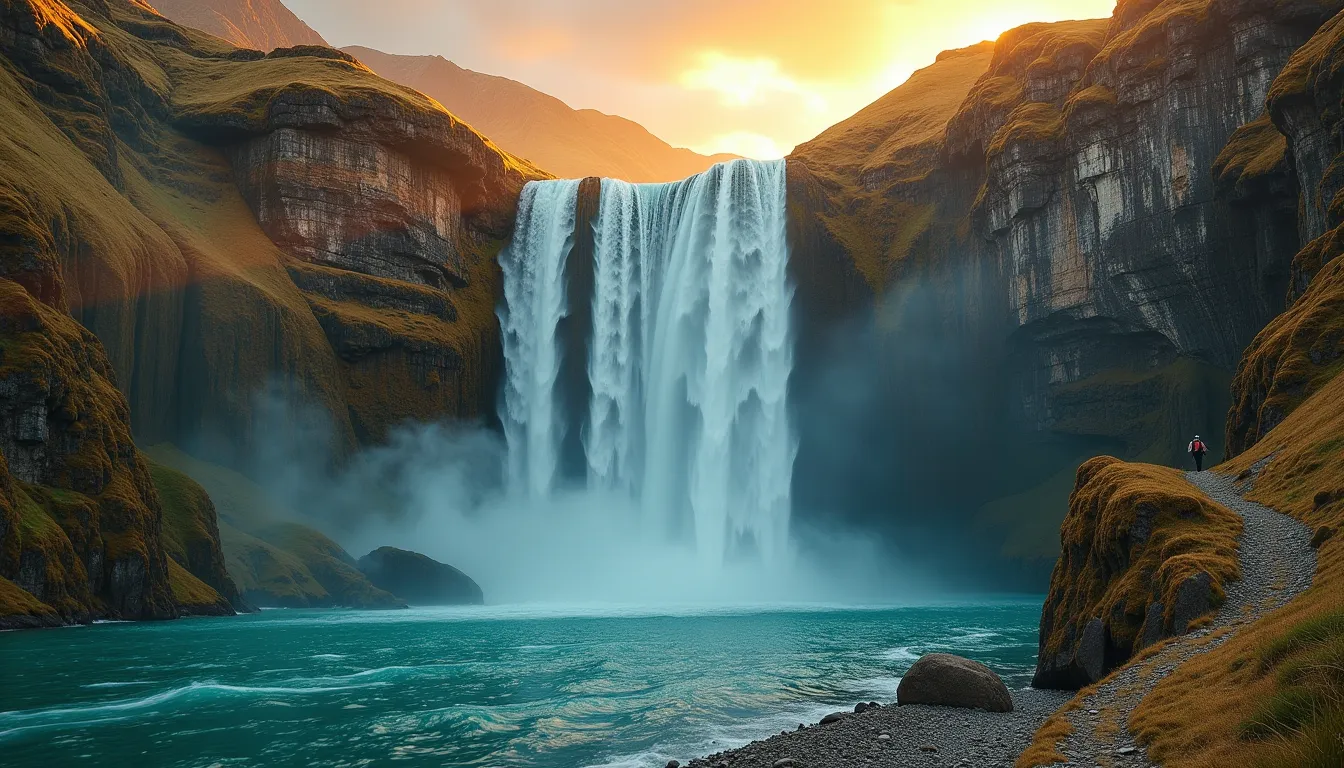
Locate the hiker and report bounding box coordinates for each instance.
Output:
[1188,435,1209,471]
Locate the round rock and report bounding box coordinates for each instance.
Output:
[895,653,1014,712]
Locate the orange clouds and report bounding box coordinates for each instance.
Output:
[286,0,1118,158]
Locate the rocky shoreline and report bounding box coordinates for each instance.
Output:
[678,689,1071,768]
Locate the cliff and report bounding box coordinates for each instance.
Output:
[0,0,539,626]
[149,0,326,51]
[343,45,738,183]
[1032,457,1241,689]
[788,0,1344,580]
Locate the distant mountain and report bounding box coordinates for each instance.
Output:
[344,45,737,182]
[151,0,326,50]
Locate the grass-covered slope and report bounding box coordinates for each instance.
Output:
[149,459,247,613]
[143,444,402,609]
[0,279,179,625]
[788,42,994,289]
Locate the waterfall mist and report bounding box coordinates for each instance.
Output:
[501,159,795,567]
[227,159,932,605]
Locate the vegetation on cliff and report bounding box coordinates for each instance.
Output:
[1,0,538,627]
[1033,458,1241,690]
[144,444,402,609]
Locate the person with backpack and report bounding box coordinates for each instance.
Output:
[1188,435,1209,471]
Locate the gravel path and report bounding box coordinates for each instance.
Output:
[1049,467,1317,767]
[680,467,1316,768]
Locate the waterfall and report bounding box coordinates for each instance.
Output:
[498,178,582,499]
[499,159,794,564]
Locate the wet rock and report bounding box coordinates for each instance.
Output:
[896,653,1014,712]
[820,712,847,724]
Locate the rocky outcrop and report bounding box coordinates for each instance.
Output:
[1032,457,1242,689]
[896,653,1014,712]
[0,280,180,624]
[357,546,484,605]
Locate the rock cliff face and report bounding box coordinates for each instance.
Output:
[0,0,539,626]
[1227,9,1344,453]
[788,0,1344,579]
[1031,457,1241,689]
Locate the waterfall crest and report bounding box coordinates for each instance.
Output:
[499,160,794,564]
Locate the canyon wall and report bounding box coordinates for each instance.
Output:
[0,0,538,624]
[788,0,1343,579]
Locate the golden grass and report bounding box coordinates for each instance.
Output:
[788,43,993,290]
[166,558,227,611]
[1227,227,1344,452]
[1015,700,1078,768]
[0,575,58,623]
[987,102,1064,158]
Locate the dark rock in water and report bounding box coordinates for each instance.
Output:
[357,547,484,605]
[665,761,680,768]
[819,712,847,724]
[896,653,1013,713]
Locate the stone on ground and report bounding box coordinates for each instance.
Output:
[896,653,1014,712]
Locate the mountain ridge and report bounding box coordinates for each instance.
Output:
[343,45,738,182]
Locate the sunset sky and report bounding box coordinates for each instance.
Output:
[284,0,1119,158]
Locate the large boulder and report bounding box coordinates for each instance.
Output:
[896,653,1013,712]
[357,547,484,605]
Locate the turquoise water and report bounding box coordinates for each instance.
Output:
[0,601,1043,767]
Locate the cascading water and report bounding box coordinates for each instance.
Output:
[499,159,794,565]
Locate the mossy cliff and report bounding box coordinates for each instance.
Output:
[1032,457,1241,689]
[0,0,543,468]
[788,0,1344,577]
[0,0,537,626]
[1023,13,1344,762]
[144,444,402,609]
[0,279,181,627]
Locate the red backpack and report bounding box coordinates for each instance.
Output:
[1192,440,1205,453]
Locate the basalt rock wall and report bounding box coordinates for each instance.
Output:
[786,0,1343,579]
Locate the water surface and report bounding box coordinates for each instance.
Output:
[0,601,1043,767]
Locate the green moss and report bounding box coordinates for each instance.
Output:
[166,558,229,613]
[145,444,401,608]
[0,576,59,625]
